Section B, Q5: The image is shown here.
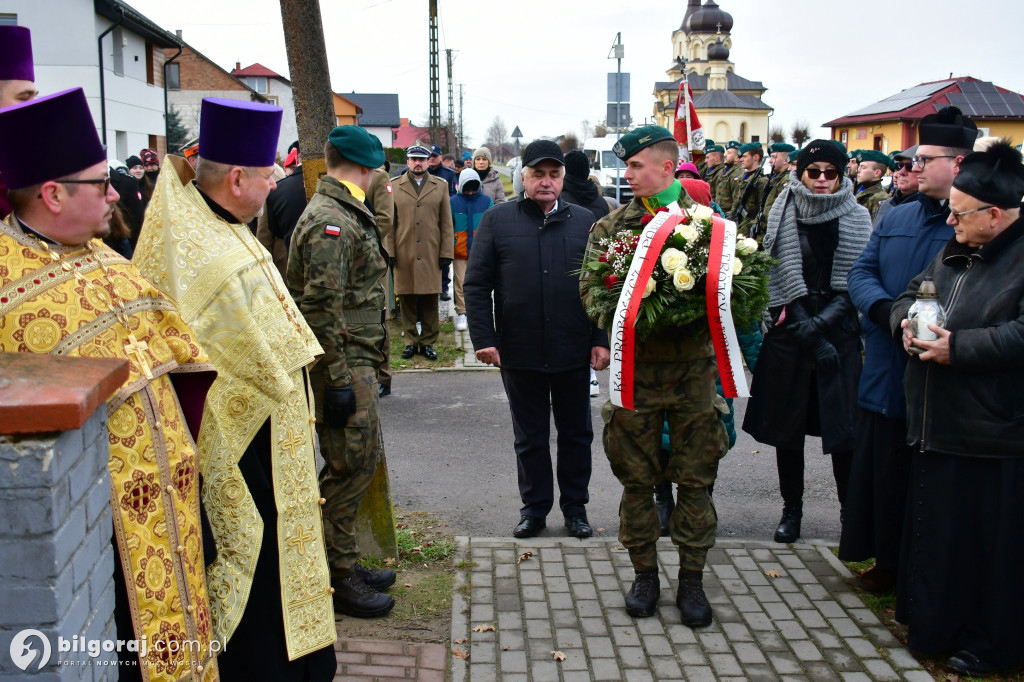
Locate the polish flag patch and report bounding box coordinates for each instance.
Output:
[325,225,341,236]
[386,184,392,193]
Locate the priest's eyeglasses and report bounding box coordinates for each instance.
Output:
[58,175,112,194]
[804,168,839,180]
[912,155,955,169]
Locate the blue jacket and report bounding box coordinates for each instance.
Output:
[846,194,953,418]
[450,190,493,259]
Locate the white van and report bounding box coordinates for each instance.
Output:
[582,137,633,202]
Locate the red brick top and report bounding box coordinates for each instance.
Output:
[0,353,129,435]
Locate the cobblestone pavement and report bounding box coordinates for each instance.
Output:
[450,537,933,682]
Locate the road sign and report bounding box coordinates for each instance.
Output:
[606,103,630,128]
[607,73,630,103]
[511,125,522,139]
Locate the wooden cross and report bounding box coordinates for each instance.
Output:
[287,524,315,555]
[281,428,305,459]
[123,333,153,380]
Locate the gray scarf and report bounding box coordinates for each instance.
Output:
[762,173,872,308]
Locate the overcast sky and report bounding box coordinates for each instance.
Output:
[130,0,1024,148]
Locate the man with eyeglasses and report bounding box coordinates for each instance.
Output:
[854,150,893,221]
[0,87,222,680]
[873,147,920,225]
[840,106,976,597]
[134,97,339,680]
[888,139,1024,678]
[0,25,38,219]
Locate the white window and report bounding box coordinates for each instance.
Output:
[245,77,269,94]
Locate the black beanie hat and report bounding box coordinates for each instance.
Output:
[564,150,591,180]
[796,139,849,178]
[125,155,143,169]
[952,140,1024,208]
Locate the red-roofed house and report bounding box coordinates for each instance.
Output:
[824,77,1024,153]
[231,62,296,158]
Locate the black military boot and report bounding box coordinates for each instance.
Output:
[655,482,673,537]
[624,570,660,618]
[354,563,396,590]
[773,504,802,544]
[677,569,713,628]
[332,574,395,618]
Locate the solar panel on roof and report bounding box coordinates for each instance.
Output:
[844,80,954,117]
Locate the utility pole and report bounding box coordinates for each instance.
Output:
[458,84,464,152]
[609,33,624,203]
[446,48,455,153]
[278,0,397,559]
[428,0,441,145]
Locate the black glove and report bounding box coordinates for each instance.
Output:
[811,337,841,373]
[389,257,395,269]
[323,385,356,428]
[788,315,827,347]
[439,257,452,270]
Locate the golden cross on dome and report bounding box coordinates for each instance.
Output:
[287,524,315,555]
[281,428,305,459]
[123,333,153,380]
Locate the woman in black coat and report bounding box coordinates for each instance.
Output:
[742,140,872,543]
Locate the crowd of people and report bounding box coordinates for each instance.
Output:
[3,21,1024,681]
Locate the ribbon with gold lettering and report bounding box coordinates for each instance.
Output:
[609,203,683,410]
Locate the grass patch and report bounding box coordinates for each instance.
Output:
[388,317,462,370]
[387,572,454,620]
[363,510,455,569]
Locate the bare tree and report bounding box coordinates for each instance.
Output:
[560,133,579,152]
[769,126,786,143]
[485,116,509,161]
[791,121,811,148]
[580,119,593,141]
[594,120,609,138]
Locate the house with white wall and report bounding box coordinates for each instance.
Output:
[231,62,296,159]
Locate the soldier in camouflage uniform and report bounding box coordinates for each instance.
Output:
[854,149,893,221]
[714,140,744,216]
[286,125,396,618]
[730,142,767,238]
[365,165,395,397]
[702,144,725,197]
[756,142,797,238]
[582,125,728,627]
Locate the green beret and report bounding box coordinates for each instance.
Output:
[613,125,676,160]
[704,138,716,147]
[833,141,847,154]
[787,149,800,163]
[848,149,862,160]
[706,145,725,154]
[738,142,763,156]
[888,150,902,159]
[726,140,741,150]
[327,125,385,168]
[856,149,894,170]
[768,142,796,154]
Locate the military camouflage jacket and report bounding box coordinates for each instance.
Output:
[757,172,790,236]
[856,181,889,221]
[731,171,767,238]
[582,195,715,364]
[286,176,388,385]
[715,164,744,215]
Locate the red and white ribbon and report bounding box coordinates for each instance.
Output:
[706,215,749,398]
[609,203,683,410]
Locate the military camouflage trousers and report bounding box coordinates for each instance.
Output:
[313,365,380,575]
[602,356,728,572]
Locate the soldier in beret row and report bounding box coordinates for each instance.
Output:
[286,125,397,619]
[714,140,744,216]
[756,143,797,238]
[854,150,893,220]
[730,142,767,238]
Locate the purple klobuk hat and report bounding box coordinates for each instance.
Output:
[0,88,104,189]
[0,26,34,82]
[199,97,283,167]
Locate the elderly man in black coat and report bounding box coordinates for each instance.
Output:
[465,140,609,539]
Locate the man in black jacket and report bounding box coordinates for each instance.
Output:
[257,144,307,277]
[465,140,609,539]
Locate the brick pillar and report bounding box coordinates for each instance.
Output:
[0,353,128,680]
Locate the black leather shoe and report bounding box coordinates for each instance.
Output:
[354,563,396,590]
[512,515,545,538]
[422,345,438,360]
[332,575,395,618]
[624,570,660,618]
[773,505,802,543]
[401,345,416,359]
[947,650,1002,677]
[378,384,391,398]
[439,291,451,301]
[677,569,713,627]
[655,482,673,537]
[564,514,592,539]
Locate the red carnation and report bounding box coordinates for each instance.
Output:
[604,274,620,289]
[640,214,653,226]
[598,252,609,263]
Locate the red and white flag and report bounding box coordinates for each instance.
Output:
[674,80,705,153]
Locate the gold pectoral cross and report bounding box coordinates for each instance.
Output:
[123,333,153,380]
[287,523,315,555]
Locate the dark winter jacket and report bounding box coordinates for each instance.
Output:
[848,194,952,419]
[891,216,1024,458]
[428,164,458,196]
[464,197,607,371]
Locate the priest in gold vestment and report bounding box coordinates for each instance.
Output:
[0,89,220,681]
[133,98,337,681]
